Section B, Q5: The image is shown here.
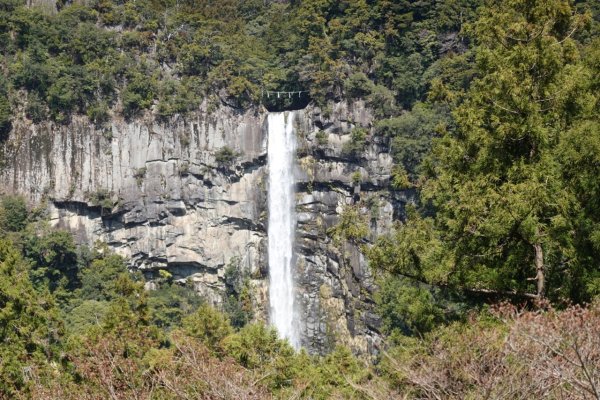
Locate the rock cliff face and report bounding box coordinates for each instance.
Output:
[0,101,409,355]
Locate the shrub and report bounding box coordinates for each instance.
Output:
[390,165,412,189]
[86,101,109,126]
[344,72,373,98]
[182,304,233,354]
[24,92,47,124]
[341,128,368,158]
[147,282,203,330]
[0,195,28,232]
[315,130,328,145]
[215,146,238,165]
[47,75,79,122]
[0,95,10,135]
[223,257,253,328]
[122,71,156,117]
[328,205,369,246]
[381,302,600,399]
[376,275,443,336]
[367,84,397,118]
[87,189,113,210]
[0,240,61,396]
[133,166,146,186]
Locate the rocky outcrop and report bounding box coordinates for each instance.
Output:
[0,100,411,355]
[2,103,269,307]
[292,104,396,354]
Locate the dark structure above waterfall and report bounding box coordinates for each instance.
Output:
[262,90,311,112]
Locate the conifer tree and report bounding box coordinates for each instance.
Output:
[370,0,598,302]
[0,239,61,395]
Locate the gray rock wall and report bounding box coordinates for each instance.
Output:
[0,101,410,355]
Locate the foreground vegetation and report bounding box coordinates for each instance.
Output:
[2,195,600,399]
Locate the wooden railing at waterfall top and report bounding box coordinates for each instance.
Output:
[261,89,309,99]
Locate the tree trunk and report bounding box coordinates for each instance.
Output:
[533,243,545,298]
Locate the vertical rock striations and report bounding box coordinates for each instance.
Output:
[0,101,413,355]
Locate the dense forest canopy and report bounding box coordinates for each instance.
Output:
[0,0,600,398]
[0,0,483,124]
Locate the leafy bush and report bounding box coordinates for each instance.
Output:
[0,195,28,232]
[376,275,443,336]
[0,95,10,135]
[0,239,61,396]
[328,205,369,245]
[147,282,203,330]
[341,128,368,158]
[375,102,451,176]
[223,257,253,328]
[344,72,373,99]
[25,228,79,299]
[86,189,113,210]
[25,92,47,123]
[182,304,233,354]
[315,130,328,145]
[381,302,600,400]
[86,101,109,126]
[122,70,156,117]
[215,146,238,166]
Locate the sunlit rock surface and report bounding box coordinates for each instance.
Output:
[0,100,414,355]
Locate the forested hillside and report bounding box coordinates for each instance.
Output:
[0,0,482,124]
[1,0,600,398]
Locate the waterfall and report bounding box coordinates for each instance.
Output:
[267,111,300,349]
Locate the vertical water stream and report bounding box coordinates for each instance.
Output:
[267,111,299,349]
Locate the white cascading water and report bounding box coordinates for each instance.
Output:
[267,111,300,349]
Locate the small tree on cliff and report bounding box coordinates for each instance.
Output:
[370,0,599,302]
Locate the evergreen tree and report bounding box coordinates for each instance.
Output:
[0,239,61,396]
[370,0,598,302]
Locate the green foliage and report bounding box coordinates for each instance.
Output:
[132,166,146,186]
[65,299,109,335]
[182,304,233,353]
[0,202,395,398]
[0,0,598,397]
[76,250,130,302]
[214,146,238,166]
[0,0,486,124]
[367,84,397,119]
[122,69,156,117]
[371,0,600,303]
[351,171,362,186]
[341,128,368,158]
[86,189,113,210]
[376,102,451,177]
[390,165,412,190]
[315,130,328,146]
[0,94,10,135]
[86,101,109,126]
[156,78,200,119]
[24,228,79,301]
[0,195,28,232]
[0,239,61,396]
[147,282,203,330]
[376,275,443,336]
[24,92,47,123]
[223,323,299,390]
[328,205,370,246]
[224,323,292,368]
[344,72,373,99]
[223,257,253,328]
